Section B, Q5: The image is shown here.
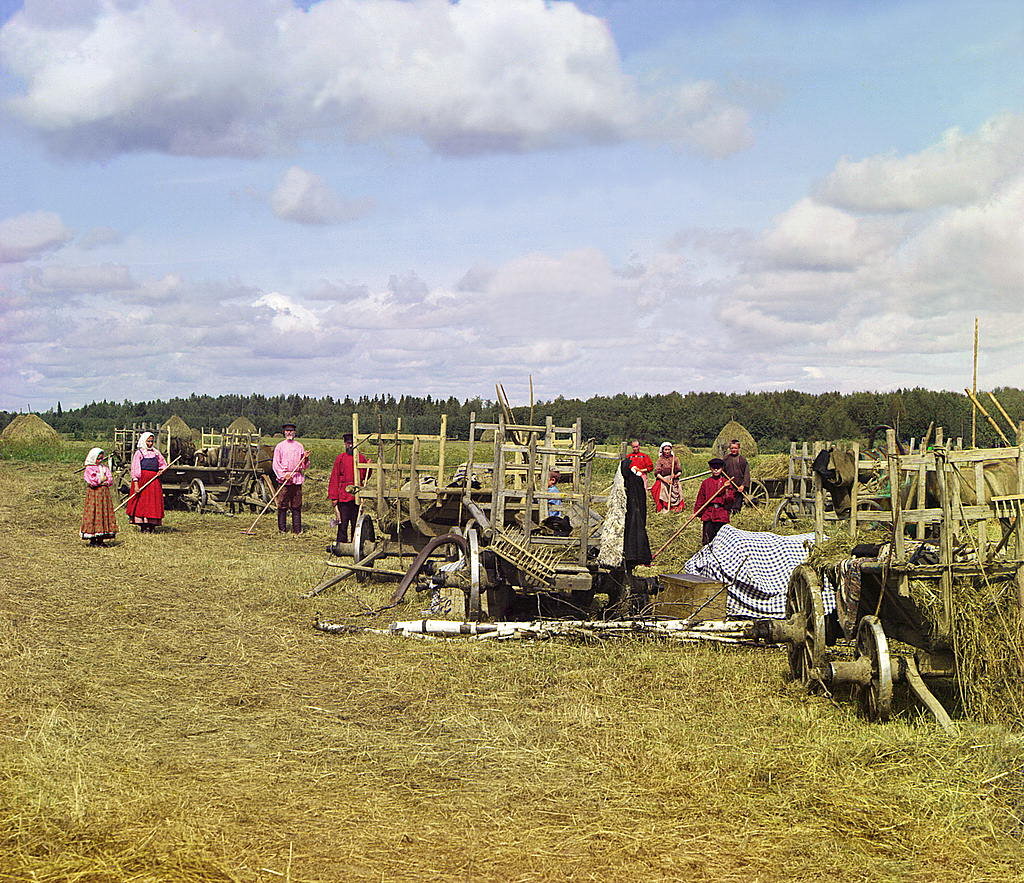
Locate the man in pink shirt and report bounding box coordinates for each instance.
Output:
[273,422,309,534]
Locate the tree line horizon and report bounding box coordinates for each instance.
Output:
[5,387,1022,453]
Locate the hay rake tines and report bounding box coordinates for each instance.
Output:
[489,526,561,587]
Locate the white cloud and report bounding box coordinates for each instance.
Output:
[26,263,136,294]
[816,113,1024,213]
[269,166,373,225]
[0,211,72,263]
[253,291,321,333]
[0,0,751,159]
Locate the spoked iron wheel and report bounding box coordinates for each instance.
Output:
[785,565,826,689]
[854,615,893,722]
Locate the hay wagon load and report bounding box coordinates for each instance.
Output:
[764,429,1024,727]
[110,423,274,514]
[323,412,641,620]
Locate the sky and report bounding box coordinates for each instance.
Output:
[1,0,1022,412]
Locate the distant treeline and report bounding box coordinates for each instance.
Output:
[4,388,1022,452]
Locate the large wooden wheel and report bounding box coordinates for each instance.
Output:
[352,512,378,583]
[773,497,802,530]
[744,479,770,513]
[785,565,826,688]
[854,615,893,722]
[183,478,207,512]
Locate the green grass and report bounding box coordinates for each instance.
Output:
[1,457,1023,881]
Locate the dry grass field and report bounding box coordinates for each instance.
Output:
[2,441,1024,882]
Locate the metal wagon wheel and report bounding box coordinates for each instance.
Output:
[183,478,207,512]
[352,512,378,583]
[854,615,893,722]
[785,565,826,689]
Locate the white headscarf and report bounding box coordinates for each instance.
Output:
[660,442,673,452]
[137,431,155,451]
[85,447,104,465]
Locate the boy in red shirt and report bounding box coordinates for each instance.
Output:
[693,458,735,546]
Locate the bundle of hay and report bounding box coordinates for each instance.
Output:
[227,416,257,434]
[751,452,789,481]
[714,420,758,458]
[161,414,192,438]
[0,413,59,442]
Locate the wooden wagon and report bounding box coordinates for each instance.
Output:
[111,423,275,514]
[321,411,640,620]
[765,429,1024,726]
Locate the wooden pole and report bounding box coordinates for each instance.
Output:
[964,388,1011,446]
[115,457,180,512]
[240,455,308,535]
[972,317,979,447]
[987,391,1016,438]
[650,476,741,562]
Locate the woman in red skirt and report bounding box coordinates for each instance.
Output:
[126,431,166,532]
[81,447,117,546]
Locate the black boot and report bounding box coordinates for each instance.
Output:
[292,508,302,535]
[278,509,288,532]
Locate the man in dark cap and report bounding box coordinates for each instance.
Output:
[272,422,309,534]
[693,458,735,546]
[722,439,751,515]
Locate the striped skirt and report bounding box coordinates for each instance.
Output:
[81,485,117,539]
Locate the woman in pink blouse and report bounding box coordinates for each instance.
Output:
[81,447,117,546]
[125,431,166,532]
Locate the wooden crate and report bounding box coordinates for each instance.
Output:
[652,573,728,621]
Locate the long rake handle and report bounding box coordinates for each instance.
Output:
[650,475,743,562]
[115,457,180,512]
[241,458,307,534]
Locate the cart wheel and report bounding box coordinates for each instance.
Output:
[462,527,483,620]
[785,565,826,689]
[252,476,273,512]
[352,512,377,583]
[854,615,893,722]
[744,479,770,513]
[184,478,207,512]
[115,470,132,506]
[773,497,801,530]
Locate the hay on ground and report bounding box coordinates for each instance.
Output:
[714,420,758,458]
[1,413,59,442]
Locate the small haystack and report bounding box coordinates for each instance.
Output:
[0,413,59,442]
[161,414,193,438]
[227,416,258,434]
[714,420,758,458]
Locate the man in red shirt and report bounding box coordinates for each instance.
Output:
[627,439,654,488]
[693,458,735,546]
[328,432,369,546]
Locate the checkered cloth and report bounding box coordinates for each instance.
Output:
[683,524,836,618]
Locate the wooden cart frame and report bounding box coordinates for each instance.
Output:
[327,411,632,619]
[767,428,1024,726]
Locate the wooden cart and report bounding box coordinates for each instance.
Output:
[767,429,1024,726]
[323,411,639,620]
[111,424,274,514]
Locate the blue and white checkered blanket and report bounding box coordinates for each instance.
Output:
[683,525,836,618]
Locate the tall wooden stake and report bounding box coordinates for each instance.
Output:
[972,317,979,448]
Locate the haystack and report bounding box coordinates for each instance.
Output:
[161,414,192,438]
[751,452,788,481]
[0,413,59,442]
[714,420,758,458]
[227,416,257,434]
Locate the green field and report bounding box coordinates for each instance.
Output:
[2,441,1023,881]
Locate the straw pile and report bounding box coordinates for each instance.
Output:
[915,576,1024,727]
[227,416,257,434]
[714,420,758,458]
[0,413,59,442]
[161,414,193,438]
[751,452,789,481]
